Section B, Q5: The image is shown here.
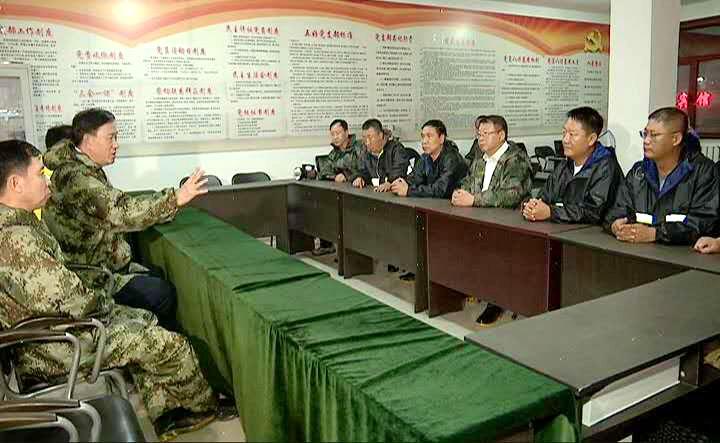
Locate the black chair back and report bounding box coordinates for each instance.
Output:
[534,145,555,159]
[231,172,271,185]
[179,175,223,188]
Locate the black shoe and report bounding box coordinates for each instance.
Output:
[312,245,336,256]
[476,304,504,326]
[387,264,399,273]
[399,272,415,282]
[154,408,217,441]
[216,397,238,422]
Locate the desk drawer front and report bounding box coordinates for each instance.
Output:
[426,212,551,316]
[343,195,416,268]
[288,186,339,240]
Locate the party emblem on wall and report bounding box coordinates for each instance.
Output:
[584,29,603,53]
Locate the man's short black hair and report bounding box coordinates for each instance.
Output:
[45,124,73,150]
[567,106,604,137]
[0,139,41,194]
[361,118,383,134]
[477,115,508,138]
[422,119,447,138]
[72,108,115,147]
[474,115,487,130]
[648,107,688,134]
[329,119,348,131]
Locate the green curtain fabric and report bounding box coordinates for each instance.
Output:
[138,208,578,442]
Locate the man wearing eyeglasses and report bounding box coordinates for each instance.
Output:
[451,114,533,325]
[604,107,719,245]
[522,106,623,224]
[452,115,532,208]
[464,115,485,165]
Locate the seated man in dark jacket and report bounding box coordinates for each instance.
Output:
[523,106,623,224]
[390,120,468,198]
[350,118,409,191]
[314,118,364,256]
[695,161,720,253]
[604,107,719,245]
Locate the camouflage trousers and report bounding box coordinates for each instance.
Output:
[17,305,216,421]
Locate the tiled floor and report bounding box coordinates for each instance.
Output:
[130,248,518,441]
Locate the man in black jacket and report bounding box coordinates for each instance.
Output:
[390,120,468,198]
[604,107,719,245]
[523,107,623,224]
[350,119,409,191]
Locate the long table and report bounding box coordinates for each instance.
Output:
[553,226,720,306]
[191,180,587,316]
[137,208,579,442]
[190,179,720,316]
[466,270,720,441]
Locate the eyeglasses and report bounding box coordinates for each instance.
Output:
[639,129,677,141]
[562,130,582,139]
[476,129,500,138]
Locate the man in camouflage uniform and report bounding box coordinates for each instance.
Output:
[319,119,364,182]
[451,115,532,326]
[452,114,532,209]
[313,118,364,256]
[0,139,219,439]
[43,108,208,331]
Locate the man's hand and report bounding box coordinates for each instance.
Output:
[695,237,720,254]
[522,198,551,221]
[451,189,474,207]
[176,168,208,207]
[374,182,392,193]
[615,222,656,243]
[352,177,365,188]
[334,173,347,183]
[610,217,628,237]
[390,178,409,197]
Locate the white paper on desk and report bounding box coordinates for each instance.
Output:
[582,357,680,427]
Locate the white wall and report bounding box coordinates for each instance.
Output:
[107,0,610,190]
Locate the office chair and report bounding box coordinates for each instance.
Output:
[231,172,271,185]
[179,175,222,188]
[0,326,144,442]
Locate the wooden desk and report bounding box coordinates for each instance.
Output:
[189,180,295,251]
[553,226,720,307]
[289,180,345,273]
[466,270,720,441]
[416,200,588,317]
[338,186,429,312]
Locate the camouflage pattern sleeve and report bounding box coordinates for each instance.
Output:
[473,153,532,208]
[459,157,485,193]
[65,172,178,233]
[0,225,99,327]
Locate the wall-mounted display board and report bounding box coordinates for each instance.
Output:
[0,0,609,155]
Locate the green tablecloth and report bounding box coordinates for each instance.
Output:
[138,208,578,442]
